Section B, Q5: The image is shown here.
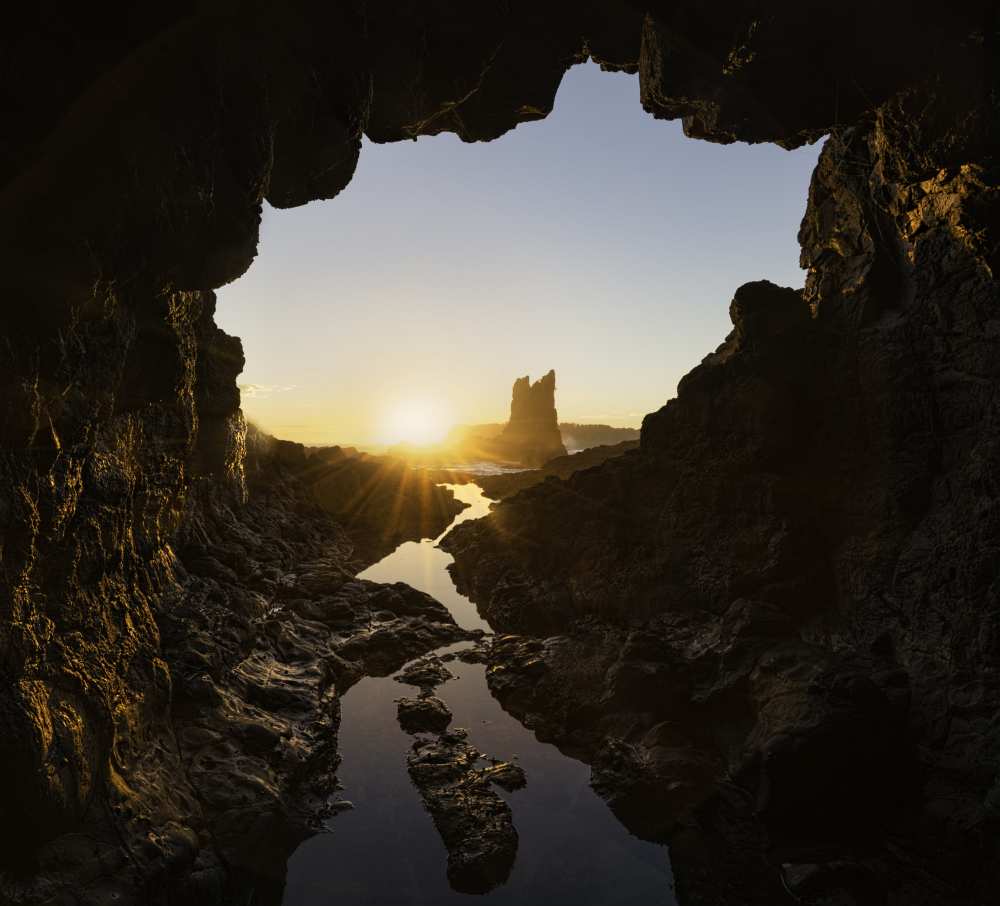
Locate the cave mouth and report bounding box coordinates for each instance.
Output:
[206,60,824,905]
[216,62,822,455]
[9,6,992,903]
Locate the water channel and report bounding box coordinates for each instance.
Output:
[283,483,675,906]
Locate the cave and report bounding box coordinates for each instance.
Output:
[1,4,998,906]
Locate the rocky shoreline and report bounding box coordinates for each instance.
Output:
[0,432,477,905]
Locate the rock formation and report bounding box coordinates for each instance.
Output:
[392,651,527,895]
[490,371,567,466]
[406,730,525,894]
[0,3,996,905]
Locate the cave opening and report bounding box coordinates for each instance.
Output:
[5,6,992,905]
[210,61,823,906]
[216,62,821,452]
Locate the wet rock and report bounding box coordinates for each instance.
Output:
[397,696,453,734]
[446,643,493,665]
[394,656,456,692]
[482,760,527,792]
[153,443,478,895]
[333,585,480,676]
[591,731,722,841]
[407,729,525,894]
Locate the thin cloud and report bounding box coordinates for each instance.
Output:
[238,383,297,399]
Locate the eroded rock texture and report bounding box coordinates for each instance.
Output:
[1,2,997,904]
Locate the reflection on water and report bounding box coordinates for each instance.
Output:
[357,484,493,633]
[282,484,675,906]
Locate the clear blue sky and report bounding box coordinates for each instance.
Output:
[217,62,822,446]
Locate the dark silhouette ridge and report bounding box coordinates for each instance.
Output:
[559,422,639,449]
[448,421,639,453]
[0,4,996,905]
[474,440,640,499]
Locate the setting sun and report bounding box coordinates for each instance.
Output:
[380,398,451,447]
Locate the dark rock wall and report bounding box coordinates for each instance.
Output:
[0,1,996,903]
[445,32,1000,905]
[0,286,244,869]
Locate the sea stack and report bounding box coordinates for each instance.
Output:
[495,370,567,467]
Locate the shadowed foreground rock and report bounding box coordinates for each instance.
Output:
[392,645,529,895]
[406,729,527,893]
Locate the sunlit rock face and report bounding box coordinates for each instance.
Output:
[0,2,997,904]
[491,370,567,467]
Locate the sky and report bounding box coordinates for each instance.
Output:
[216,62,823,447]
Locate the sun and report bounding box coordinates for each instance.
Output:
[380,398,451,447]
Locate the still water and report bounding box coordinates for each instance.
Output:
[282,484,675,905]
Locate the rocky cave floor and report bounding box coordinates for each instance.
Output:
[1,444,486,905]
[9,423,999,906]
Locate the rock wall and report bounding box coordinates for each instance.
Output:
[0,2,996,904]
[0,287,245,874]
[445,46,1000,906]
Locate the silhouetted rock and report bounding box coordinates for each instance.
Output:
[442,421,637,458]
[490,370,567,467]
[309,452,466,561]
[476,440,639,499]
